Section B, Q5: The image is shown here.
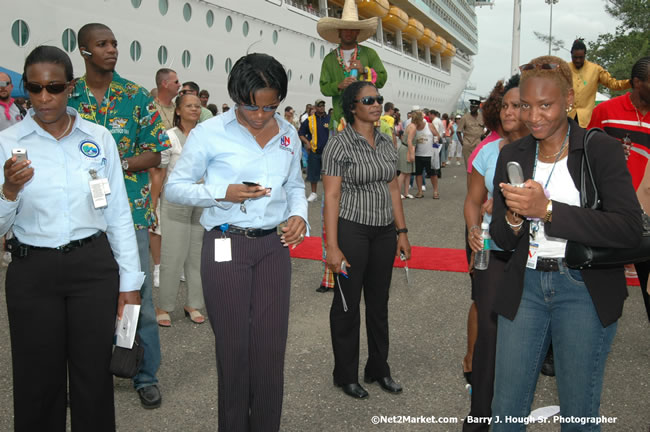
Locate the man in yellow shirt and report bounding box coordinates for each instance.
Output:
[380,101,396,148]
[568,38,631,127]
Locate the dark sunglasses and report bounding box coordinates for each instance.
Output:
[354,95,384,106]
[240,104,279,112]
[0,81,11,87]
[24,81,70,94]
[519,63,560,72]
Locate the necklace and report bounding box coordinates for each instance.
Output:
[54,114,73,140]
[336,45,358,77]
[538,145,567,159]
[83,77,111,128]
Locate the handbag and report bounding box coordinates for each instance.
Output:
[109,334,144,378]
[564,128,650,269]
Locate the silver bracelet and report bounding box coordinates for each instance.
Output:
[0,184,17,202]
[505,214,524,229]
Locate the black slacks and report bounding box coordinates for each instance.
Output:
[633,260,650,322]
[463,252,507,432]
[6,234,119,432]
[201,230,291,432]
[330,218,397,384]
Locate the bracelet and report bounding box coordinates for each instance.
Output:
[468,225,480,235]
[0,184,17,202]
[505,213,524,229]
[396,227,408,235]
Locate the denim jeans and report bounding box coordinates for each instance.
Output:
[492,261,617,432]
[133,228,161,389]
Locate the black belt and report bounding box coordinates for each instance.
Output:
[212,226,276,238]
[535,257,562,272]
[7,231,103,257]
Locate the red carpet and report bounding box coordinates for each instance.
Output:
[290,236,468,273]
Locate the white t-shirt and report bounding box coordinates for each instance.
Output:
[341,48,355,68]
[532,157,580,257]
[432,117,443,143]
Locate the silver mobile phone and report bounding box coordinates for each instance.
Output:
[12,148,28,163]
[506,161,525,187]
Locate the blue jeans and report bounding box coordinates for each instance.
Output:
[492,262,617,432]
[133,228,161,389]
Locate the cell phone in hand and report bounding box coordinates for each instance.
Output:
[506,161,525,187]
[12,149,28,163]
[242,181,259,187]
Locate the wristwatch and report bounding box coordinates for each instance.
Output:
[121,158,129,171]
[543,200,553,223]
[396,228,408,235]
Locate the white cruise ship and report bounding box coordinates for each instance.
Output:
[2,0,479,114]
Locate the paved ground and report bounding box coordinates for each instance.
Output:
[0,163,648,431]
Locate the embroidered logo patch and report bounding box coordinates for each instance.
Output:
[279,135,293,155]
[79,140,100,158]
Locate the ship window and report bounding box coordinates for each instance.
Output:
[131,0,142,8]
[183,3,192,22]
[225,16,233,32]
[418,46,426,63]
[62,28,77,53]
[130,41,142,62]
[158,46,168,65]
[206,10,214,27]
[11,20,29,47]
[287,69,292,81]
[225,58,233,74]
[243,21,249,36]
[273,30,278,45]
[182,50,191,68]
[320,45,325,60]
[309,73,314,85]
[206,54,214,71]
[309,42,315,58]
[402,39,414,58]
[383,28,396,49]
[158,0,168,15]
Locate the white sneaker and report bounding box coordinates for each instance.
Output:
[421,185,426,191]
[406,194,415,199]
[307,192,318,202]
[153,265,160,287]
[180,270,186,282]
[456,161,461,166]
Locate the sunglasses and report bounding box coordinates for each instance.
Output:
[354,95,384,106]
[240,104,279,112]
[519,63,560,72]
[24,81,70,94]
[0,81,11,87]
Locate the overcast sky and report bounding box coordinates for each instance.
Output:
[469,0,618,97]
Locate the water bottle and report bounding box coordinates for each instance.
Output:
[474,222,490,270]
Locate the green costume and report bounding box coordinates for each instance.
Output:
[319,45,387,129]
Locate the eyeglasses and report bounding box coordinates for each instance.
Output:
[240,104,279,112]
[0,81,11,87]
[354,95,384,106]
[519,63,560,72]
[24,81,70,94]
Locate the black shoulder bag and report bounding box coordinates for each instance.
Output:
[565,128,650,269]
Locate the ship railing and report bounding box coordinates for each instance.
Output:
[285,0,325,18]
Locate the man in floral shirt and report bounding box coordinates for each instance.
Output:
[69,23,170,410]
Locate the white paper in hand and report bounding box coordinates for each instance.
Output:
[115,304,140,348]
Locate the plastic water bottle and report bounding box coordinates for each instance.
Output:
[474,222,490,270]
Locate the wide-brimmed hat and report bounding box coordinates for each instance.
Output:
[317,0,379,44]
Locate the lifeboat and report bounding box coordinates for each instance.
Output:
[441,41,456,57]
[402,17,424,40]
[357,0,389,18]
[417,28,436,48]
[328,0,345,7]
[381,6,408,32]
[431,35,446,53]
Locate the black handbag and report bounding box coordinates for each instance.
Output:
[109,334,144,378]
[565,128,650,269]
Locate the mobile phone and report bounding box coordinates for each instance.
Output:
[12,148,28,163]
[506,161,525,187]
[242,181,260,187]
[276,221,288,236]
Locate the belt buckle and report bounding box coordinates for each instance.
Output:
[244,228,256,239]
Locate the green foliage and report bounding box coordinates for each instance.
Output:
[587,0,650,96]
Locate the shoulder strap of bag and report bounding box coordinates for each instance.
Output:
[581,128,604,210]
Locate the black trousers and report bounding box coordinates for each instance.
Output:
[463,252,507,431]
[330,218,397,384]
[201,230,291,432]
[633,260,650,322]
[6,234,119,432]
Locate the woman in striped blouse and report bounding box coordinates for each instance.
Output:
[322,81,411,399]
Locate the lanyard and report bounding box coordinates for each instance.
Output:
[83,78,111,129]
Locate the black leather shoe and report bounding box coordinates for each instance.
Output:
[364,375,403,393]
[334,379,369,399]
[541,354,555,377]
[316,285,329,293]
[137,384,162,409]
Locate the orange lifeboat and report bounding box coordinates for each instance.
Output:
[441,41,456,57]
[328,0,345,6]
[402,18,424,40]
[357,0,389,18]
[417,28,436,48]
[431,35,446,53]
[381,6,408,32]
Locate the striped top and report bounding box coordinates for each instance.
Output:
[323,125,398,226]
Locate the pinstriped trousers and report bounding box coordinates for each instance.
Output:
[201,229,291,432]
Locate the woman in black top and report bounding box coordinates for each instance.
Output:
[322,81,411,399]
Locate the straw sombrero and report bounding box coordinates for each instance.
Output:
[317,0,379,44]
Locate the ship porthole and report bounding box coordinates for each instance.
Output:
[206,10,214,28]
[131,0,142,8]
[182,50,192,69]
[225,58,233,74]
[158,0,168,16]
[183,3,192,22]
[287,69,292,81]
[11,20,29,47]
[130,41,142,62]
[309,42,315,58]
[158,46,168,65]
[309,73,314,85]
[243,21,249,37]
[273,30,279,45]
[206,54,214,72]
[61,28,77,53]
[320,45,325,60]
[225,16,233,32]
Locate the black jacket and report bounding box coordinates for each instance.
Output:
[491,118,643,327]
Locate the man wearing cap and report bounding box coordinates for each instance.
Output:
[299,99,330,203]
[317,0,387,131]
[457,100,484,168]
[0,73,23,131]
[447,114,463,166]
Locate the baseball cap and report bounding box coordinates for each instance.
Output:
[315,99,326,106]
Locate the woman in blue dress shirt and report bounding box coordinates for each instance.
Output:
[0,46,143,431]
[165,53,308,432]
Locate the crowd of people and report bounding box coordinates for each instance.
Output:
[0,0,648,429]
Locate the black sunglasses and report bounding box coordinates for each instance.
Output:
[24,81,70,94]
[519,63,560,72]
[354,95,384,106]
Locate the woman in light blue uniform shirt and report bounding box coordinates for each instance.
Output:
[0,46,143,431]
[165,53,308,432]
